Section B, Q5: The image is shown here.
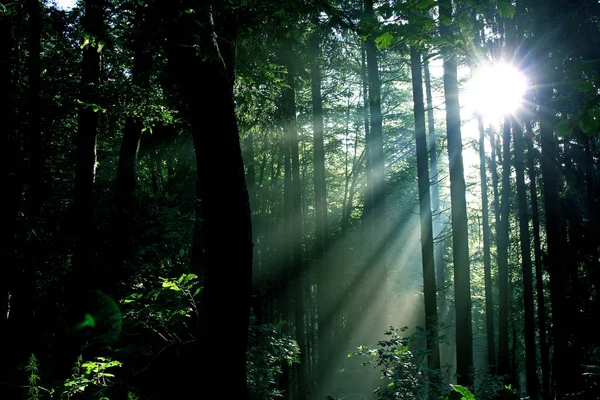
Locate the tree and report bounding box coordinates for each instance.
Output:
[410,44,441,396]
[165,2,254,397]
[73,0,104,285]
[439,0,474,388]
[513,118,539,398]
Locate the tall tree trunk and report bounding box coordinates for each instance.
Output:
[424,55,445,318]
[525,125,550,398]
[478,115,496,374]
[244,130,262,320]
[73,0,103,285]
[513,119,539,398]
[497,117,511,380]
[439,0,474,387]
[311,24,330,399]
[534,1,571,396]
[10,0,44,364]
[364,0,387,335]
[168,3,252,397]
[282,42,306,400]
[410,46,441,396]
[2,5,19,394]
[1,0,14,337]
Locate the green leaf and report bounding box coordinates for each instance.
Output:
[496,0,515,18]
[161,280,181,291]
[451,384,476,400]
[375,31,394,50]
[556,118,572,137]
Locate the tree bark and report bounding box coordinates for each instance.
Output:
[477,115,496,374]
[524,125,550,398]
[513,119,539,398]
[311,23,331,399]
[73,0,103,285]
[439,0,474,387]
[497,118,511,381]
[281,41,306,400]
[424,56,445,317]
[167,3,253,397]
[410,46,441,396]
[534,1,571,396]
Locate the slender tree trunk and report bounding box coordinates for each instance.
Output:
[73,0,103,285]
[497,118,511,380]
[1,3,14,335]
[534,2,571,396]
[364,0,387,336]
[310,25,330,398]
[244,131,263,320]
[478,115,496,374]
[513,119,539,398]
[439,0,474,387]
[525,125,550,398]
[2,5,19,394]
[410,46,441,396]
[282,42,306,400]
[424,56,445,316]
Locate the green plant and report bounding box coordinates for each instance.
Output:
[63,355,123,397]
[23,353,122,399]
[121,273,201,344]
[349,326,447,399]
[246,313,300,400]
[25,353,46,400]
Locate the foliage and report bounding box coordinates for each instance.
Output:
[246,314,300,400]
[24,353,122,399]
[62,356,122,398]
[121,273,201,343]
[349,326,444,399]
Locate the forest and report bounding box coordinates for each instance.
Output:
[1,0,599,399]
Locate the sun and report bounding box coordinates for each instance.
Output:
[464,62,527,120]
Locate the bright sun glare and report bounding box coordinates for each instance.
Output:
[465,62,527,120]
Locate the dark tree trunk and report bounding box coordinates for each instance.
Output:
[73,0,103,285]
[497,118,511,380]
[244,131,262,319]
[282,42,306,400]
[363,0,387,338]
[10,0,44,364]
[534,1,571,396]
[424,56,445,317]
[1,5,18,393]
[410,46,441,396]
[525,125,550,398]
[439,0,474,388]
[167,3,252,397]
[478,115,496,374]
[364,0,385,248]
[1,2,13,332]
[310,24,330,399]
[513,119,539,398]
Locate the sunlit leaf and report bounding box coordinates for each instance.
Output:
[375,31,395,50]
[496,0,515,18]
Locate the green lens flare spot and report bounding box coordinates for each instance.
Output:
[75,313,96,330]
